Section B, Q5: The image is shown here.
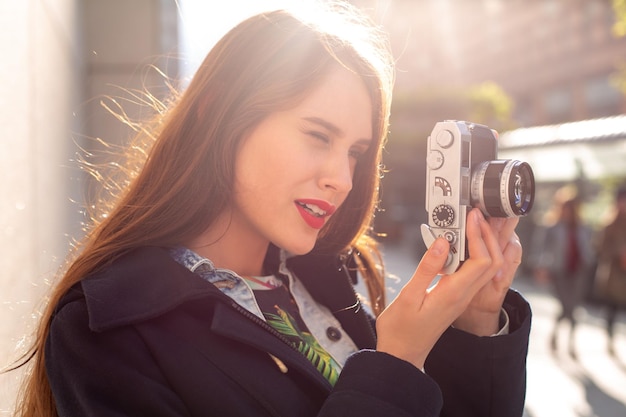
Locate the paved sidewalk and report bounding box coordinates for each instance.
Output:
[519,283,626,417]
[380,241,626,417]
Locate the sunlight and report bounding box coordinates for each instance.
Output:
[178,0,314,79]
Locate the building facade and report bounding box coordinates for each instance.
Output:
[351,0,626,241]
[358,0,626,127]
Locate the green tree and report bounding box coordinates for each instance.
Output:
[613,0,626,37]
[467,82,514,131]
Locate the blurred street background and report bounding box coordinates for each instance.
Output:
[2,0,626,415]
[379,241,626,417]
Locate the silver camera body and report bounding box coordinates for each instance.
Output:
[421,120,535,274]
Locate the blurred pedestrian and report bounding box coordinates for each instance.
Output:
[534,189,595,357]
[595,185,626,356]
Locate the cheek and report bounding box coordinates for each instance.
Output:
[345,163,372,204]
[234,139,275,191]
[235,151,292,198]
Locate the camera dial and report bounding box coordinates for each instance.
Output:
[432,204,455,227]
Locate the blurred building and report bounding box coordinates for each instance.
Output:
[499,115,626,266]
[500,114,626,183]
[358,0,626,128]
[352,0,626,241]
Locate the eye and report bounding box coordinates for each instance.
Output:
[349,149,364,160]
[308,131,330,144]
[349,144,370,161]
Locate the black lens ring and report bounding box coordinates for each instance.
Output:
[471,160,535,217]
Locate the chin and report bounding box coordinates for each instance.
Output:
[285,243,316,256]
[277,236,317,256]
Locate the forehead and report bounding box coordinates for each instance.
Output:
[295,67,374,140]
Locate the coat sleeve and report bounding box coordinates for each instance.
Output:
[424,289,531,417]
[45,296,191,417]
[319,350,443,417]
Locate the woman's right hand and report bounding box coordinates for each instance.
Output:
[375,208,504,369]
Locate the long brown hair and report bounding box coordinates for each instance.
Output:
[12,4,394,416]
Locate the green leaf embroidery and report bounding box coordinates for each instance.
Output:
[265,306,340,385]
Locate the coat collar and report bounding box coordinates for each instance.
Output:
[79,246,220,332]
[77,245,376,349]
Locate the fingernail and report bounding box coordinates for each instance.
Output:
[431,237,447,256]
[474,209,484,224]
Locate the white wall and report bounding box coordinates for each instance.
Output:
[0,0,177,413]
[0,0,81,412]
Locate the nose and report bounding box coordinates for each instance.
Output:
[319,154,354,194]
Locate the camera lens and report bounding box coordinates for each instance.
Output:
[471,160,535,217]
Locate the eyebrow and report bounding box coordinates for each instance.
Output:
[302,116,373,146]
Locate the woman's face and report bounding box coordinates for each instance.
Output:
[232,67,373,255]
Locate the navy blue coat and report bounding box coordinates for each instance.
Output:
[46,246,531,416]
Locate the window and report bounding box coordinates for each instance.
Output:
[543,88,572,124]
[585,76,623,117]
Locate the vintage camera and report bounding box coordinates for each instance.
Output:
[421,120,535,274]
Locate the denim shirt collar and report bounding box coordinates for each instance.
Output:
[168,246,359,366]
[168,246,267,321]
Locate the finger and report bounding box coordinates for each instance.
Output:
[426,211,500,313]
[463,209,504,284]
[435,210,491,295]
[488,216,506,235]
[500,217,520,248]
[465,208,487,254]
[489,217,520,249]
[466,209,500,267]
[481,213,505,264]
[399,237,450,302]
[494,232,523,285]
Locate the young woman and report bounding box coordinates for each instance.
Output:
[12,3,531,416]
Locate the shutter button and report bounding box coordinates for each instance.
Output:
[326,326,342,341]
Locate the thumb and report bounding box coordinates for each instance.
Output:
[401,237,450,299]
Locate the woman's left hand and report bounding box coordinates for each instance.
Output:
[452,216,522,336]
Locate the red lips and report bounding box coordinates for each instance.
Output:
[295,199,336,229]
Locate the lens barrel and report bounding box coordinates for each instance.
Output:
[471,160,535,217]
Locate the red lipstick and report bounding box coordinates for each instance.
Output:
[295,199,336,230]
